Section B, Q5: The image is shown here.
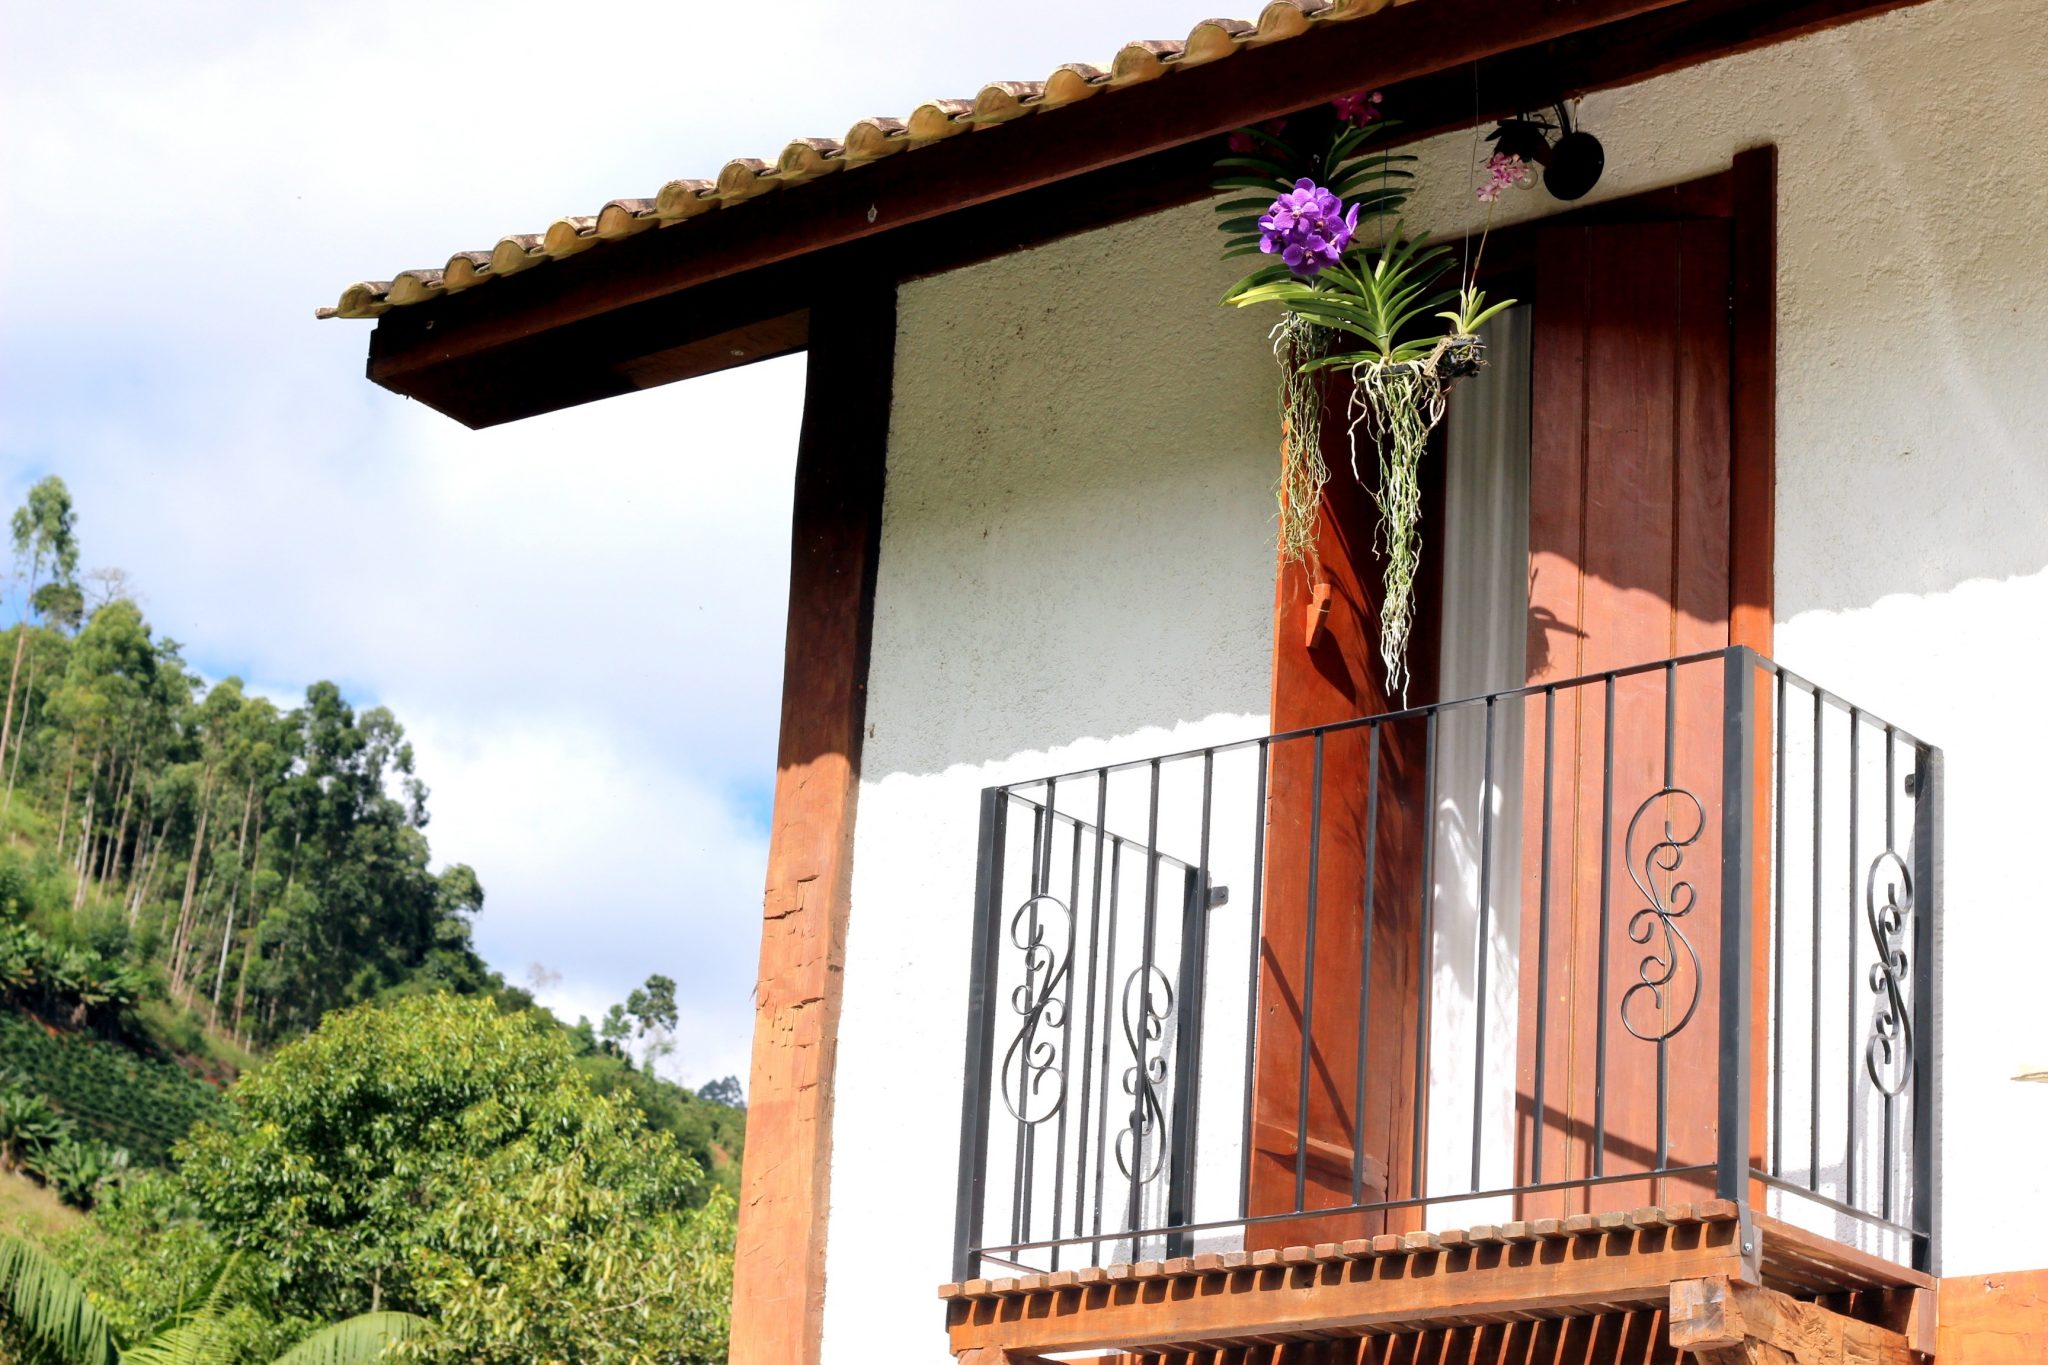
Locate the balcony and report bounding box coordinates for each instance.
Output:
[943,648,1939,1360]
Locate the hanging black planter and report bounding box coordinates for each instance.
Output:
[1487,103,1605,201]
[1545,128,1605,201]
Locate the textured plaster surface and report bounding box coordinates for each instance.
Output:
[820,1,2048,1357]
[821,202,1280,1363]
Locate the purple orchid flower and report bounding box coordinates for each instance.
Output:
[1258,179,1360,277]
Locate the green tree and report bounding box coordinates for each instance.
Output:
[175,993,721,1362]
[698,1075,745,1111]
[30,582,84,635]
[599,1002,631,1053]
[0,1233,423,1365]
[2,477,80,785]
[44,600,163,914]
[623,972,680,1068]
[625,973,679,1037]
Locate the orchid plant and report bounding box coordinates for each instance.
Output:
[1218,94,1531,699]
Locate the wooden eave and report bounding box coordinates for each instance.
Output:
[938,1203,1934,1360]
[355,0,1928,429]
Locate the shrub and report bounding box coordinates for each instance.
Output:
[0,1081,71,1171]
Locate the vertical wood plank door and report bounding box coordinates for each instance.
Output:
[1246,397,1445,1247]
[1515,219,1734,1215]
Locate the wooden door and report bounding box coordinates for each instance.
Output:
[1514,218,1735,1213]
[1244,389,1444,1246]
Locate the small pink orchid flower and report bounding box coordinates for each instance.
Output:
[1332,90,1384,126]
[1476,152,1534,203]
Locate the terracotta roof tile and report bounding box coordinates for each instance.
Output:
[316,0,1402,319]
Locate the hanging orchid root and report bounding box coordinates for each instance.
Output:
[1272,315,1332,573]
[1349,348,1450,704]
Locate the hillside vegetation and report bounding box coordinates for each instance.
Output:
[0,477,746,1363]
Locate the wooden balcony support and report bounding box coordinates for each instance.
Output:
[940,1204,1934,1362]
[1670,1277,1923,1364]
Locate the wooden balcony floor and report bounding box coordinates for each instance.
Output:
[940,1202,1933,1363]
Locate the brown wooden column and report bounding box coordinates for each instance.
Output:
[1246,404,1445,1247]
[729,288,895,1365]
[1729,145,1778,1212]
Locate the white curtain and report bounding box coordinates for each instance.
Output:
[1425,305,1530,1214]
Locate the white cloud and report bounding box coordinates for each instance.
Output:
[0,0,1221,1090]
[406,705,768,1089]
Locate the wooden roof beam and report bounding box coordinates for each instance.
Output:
[365,0,1931,428]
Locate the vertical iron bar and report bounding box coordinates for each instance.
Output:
[1049,806,1081,1270]
[1772,669,1787,1180]
[1846,712,1860,1211]
[1238,740,1269,1220]
[1910,747,1942,1275]
[1594,674,1616,1179]
[1014,799,1047,1247]
[1657,662,1676,1173]
[1166,752,1216,1255]
[1090,837,1124,1249]
[1294,731,1327,1213]
[1352,725,1381,1205]
[1411,709,1439,1201]
[1128,759,1164,1250]
[953,788,1009,1281]
[1882,732,1897,1225]
[1471,697,1496,1192]
[1532,688,1556,1186]
[1717,648,1756,1204]
[1809,688,1824,1193]
[1072,770,1109,1259]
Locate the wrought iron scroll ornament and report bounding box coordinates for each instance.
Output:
[1621,787,1707,1043]
[998,894,1071,1126]
[1864,850,1915,1097]
[1115,965,1175,1184]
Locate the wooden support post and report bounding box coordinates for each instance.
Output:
[1669,1277,1917,1365]
[1937,1269,2048,1364]
[727,289,896,1365]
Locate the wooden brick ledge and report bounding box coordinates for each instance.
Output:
[941,1202,1933,1360]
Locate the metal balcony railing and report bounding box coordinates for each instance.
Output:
[952,648,1940,1280]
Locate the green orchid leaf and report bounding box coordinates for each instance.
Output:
[1213,174,1293,192]
[1214,155,1292,177]
[1236,125,1300,158]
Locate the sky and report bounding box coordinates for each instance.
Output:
[0,0,1220,1089]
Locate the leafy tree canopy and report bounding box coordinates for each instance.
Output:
[174,994,731,1362]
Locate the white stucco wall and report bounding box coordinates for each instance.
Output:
[819,0,2048,1357]
[821,203,1281,1362]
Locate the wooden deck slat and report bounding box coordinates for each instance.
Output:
[937,1204,1927,1362]
[1754,1214,1933,1292]
[947,1221,1751,1355]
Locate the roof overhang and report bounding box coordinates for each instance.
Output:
[350,0,1925,429]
